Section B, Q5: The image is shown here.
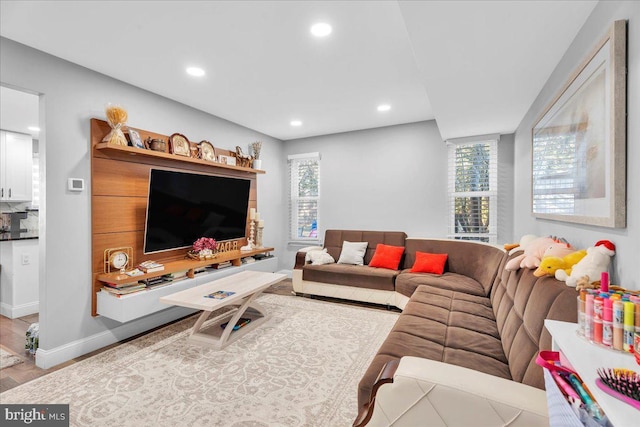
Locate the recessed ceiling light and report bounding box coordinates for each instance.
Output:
[377,104,391,112]
[28,126,40,132]
[186,67,205,77]
[310,22,332,37]
[290,120,302,127]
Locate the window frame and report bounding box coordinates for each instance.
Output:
[446,135,499,244]
[288,152,320,243]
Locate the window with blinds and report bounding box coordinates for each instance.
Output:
[447,136,498,244]
[288,152,320,241]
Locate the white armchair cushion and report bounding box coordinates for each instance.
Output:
[368,357,548,427]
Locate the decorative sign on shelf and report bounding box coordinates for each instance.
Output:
[217,241,239,253]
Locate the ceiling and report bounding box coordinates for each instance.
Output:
[0,1,597,141]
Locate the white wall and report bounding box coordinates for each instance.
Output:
[513,1,640,289]
[287,120,447,240]
[283,121,430,268]
[0,37,285,358]
[498,134,515,244]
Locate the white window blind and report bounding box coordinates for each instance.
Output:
[288,152,320,241]
[447,135,498,244]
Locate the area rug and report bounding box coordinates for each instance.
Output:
[0,294,399,426]
[0,347,24,370]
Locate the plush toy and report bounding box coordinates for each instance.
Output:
[556,240,616,287]
[505,236,573,271]
[504,234,538,252]
[533,249,587,277]
[542,241,575,259]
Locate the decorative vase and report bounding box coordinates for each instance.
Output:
[252,159,262,170]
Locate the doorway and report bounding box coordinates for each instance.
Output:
[0,85,43,372]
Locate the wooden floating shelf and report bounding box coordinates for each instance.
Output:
[97,248,275,286]
[95,142,265,174]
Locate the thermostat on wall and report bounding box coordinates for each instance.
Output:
[68,178,85,192]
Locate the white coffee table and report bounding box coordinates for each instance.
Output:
[160,270,286,349]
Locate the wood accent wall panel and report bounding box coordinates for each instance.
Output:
[90,118,259,316]
[92,196,147,234]
[93,158,150,196]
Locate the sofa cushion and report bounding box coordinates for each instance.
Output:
[395,271,487,298]
[337,241,368,265]
[410,251,448,274]
[369,243,405,270]
[403,239,505,296]
[323,230,407,265]
[302,264,398,291]
[358,284,511,410]
[491,253,578,389]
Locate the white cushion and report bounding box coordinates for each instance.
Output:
[369,357,548,427]
[304,247,324,263]
[308,249,335,265]
[337,241,368,265]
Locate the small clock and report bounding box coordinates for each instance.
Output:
[110,251,129,270]
[104,247,133,273]
[199,140,216,161]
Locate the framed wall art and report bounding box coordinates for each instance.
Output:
[531,20,626,228]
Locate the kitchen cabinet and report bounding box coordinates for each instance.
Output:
[1,130,33,201]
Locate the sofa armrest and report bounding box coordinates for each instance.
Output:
[362,357,548,427]
[354,359,400,427]
[293,246,324,269]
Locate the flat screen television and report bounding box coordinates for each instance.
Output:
[143,169,251,254]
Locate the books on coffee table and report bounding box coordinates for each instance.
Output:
[204,290,236,299]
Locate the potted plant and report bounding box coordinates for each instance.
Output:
[251,141,262,170]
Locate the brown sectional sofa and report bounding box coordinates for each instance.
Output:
[293,230,578,425]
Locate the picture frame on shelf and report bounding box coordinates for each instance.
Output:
[199,140,216,162]
[531,20,626,228]
[218,154,236,166]
[127,128,145,149]
[169,133,191,157]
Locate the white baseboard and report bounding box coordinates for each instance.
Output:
[35,306,195,369]
[0,301,39,319]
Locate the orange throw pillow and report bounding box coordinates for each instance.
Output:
[410,251,448,274]
[369,244,405,270]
